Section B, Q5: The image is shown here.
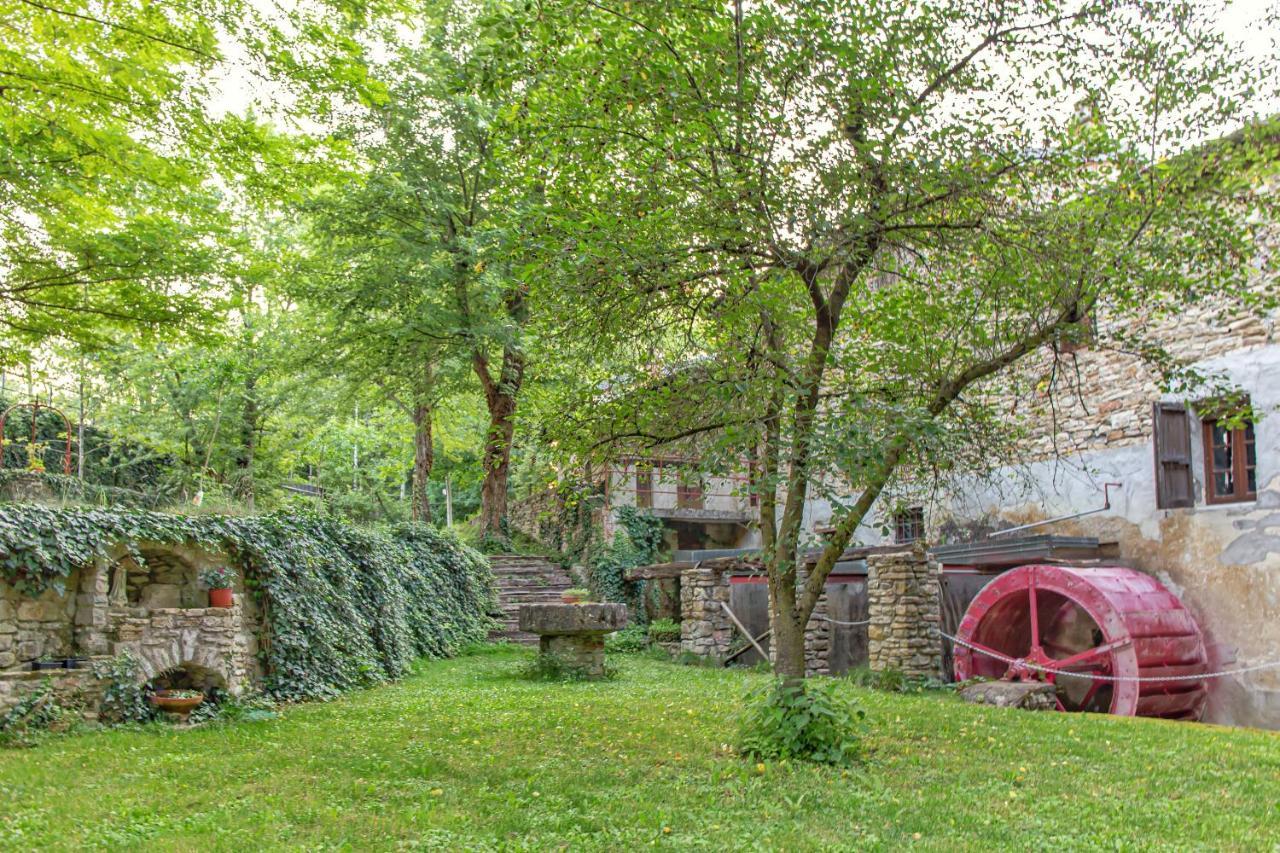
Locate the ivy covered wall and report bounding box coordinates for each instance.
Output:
[0,506,496,701]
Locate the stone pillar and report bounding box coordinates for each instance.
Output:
[804,591,832,676]
[867,546,942,679]
[679,562,733,660]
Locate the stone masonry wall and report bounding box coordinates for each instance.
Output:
[866,547,943,680]
[679,562,734,660]
[0,542,262,717]
[986,283,1276,464]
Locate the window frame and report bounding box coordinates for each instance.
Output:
[1200,416,1257,505]
[893,506,925,544]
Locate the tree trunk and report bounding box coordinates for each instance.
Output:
[762,573,803,681]
[478,391,516,538]
[235,373,257,510]
[411,367,434,523]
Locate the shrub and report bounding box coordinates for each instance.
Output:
[847,666,947,694]
[605,625,650,653]
[92,652,152,724]
[736,678,865,767]
[0,681,81,748]
[646,618,681,643]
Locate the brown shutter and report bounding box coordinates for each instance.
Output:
[1153,402,1193,508]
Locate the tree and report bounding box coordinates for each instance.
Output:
[0,0,244,360]
[287,0,544,538]
[525,0,1277,680]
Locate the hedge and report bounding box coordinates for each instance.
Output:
[0,506,496,701]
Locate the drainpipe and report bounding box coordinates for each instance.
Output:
[989,483,1122,538]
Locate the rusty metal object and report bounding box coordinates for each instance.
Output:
[952,565,1210,720]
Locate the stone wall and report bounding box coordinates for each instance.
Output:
[866,547,943,680]
[0,570,79,669]
[0,541,261,717]
[986,286,1276,464]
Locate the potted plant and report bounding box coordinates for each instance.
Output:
[150,688,205,718]
[561,587,591,605]
[199,566,236,608]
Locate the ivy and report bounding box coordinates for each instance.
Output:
[0,506,496,702]
[589,506,664,622]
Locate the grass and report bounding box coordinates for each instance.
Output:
[1,646,1277,851]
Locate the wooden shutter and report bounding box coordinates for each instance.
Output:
[1153,402,1193,508]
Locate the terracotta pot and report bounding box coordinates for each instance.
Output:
[150,690,204,715]
[208,587,234,608]
[561,593,585,605]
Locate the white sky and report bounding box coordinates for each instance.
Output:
[208,1,1280,123]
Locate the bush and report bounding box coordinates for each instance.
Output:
[605,625,650,653]
[646,618,681,643]
[847,666,947,694]
[736,678,865,767]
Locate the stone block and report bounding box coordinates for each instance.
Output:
[518,603,627,636]
[140,585,181,610]
[959,680,1057,711]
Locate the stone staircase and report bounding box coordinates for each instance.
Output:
[488,555,575,644]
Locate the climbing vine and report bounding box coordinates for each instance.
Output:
[590,506,664,621]
[0,506,496,702]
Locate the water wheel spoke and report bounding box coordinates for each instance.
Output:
[959,637,1012,667]
[1027,570,1040,652]
[1051,637,1129,669]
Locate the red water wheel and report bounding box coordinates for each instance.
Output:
[953,565,1209,719]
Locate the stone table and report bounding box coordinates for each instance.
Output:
[518,603,627,679]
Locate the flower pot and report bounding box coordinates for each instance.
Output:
[561,593,585,605]
[31,660,62,671]
[151,690,205,716]
[208,587,234,608]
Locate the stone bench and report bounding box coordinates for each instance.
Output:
[518,603,627,679]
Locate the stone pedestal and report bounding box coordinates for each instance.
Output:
[867,546,943,679]
[518,603,627,679]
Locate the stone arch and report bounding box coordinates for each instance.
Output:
[133,632,235,690]
[147,661,228,693]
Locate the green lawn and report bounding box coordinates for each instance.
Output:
[1,647,1277,851]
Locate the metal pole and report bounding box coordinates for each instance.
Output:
[445,474,454,527]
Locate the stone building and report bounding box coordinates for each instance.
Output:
[0,542,260,718]
[844,258,1280,727]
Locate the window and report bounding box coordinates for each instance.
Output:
[676,471,704,510]
[893,507,925,544]
[635,467,653,509]
[1202,415,1257,504]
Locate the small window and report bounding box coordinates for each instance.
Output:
[635,467,653,509]
[894,507,925,544]
[1201,415,1257,504]
[676,468,704,510]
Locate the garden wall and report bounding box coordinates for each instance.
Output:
[0,507,496,718]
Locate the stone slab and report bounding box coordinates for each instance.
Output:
[518,603,627,636]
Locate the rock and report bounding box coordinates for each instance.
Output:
[959,680,1058,711]
[140,584,181,610]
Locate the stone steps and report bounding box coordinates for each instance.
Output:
[488,555,576,645]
